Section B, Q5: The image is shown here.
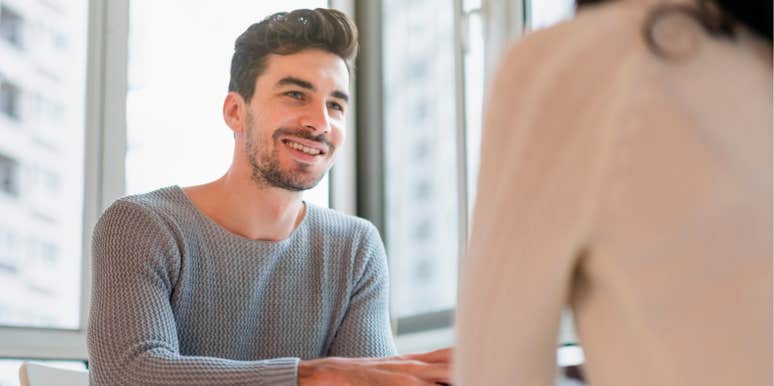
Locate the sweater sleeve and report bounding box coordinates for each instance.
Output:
[327,223,397,357]
[88,200,299,385]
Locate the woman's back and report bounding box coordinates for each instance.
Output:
[455,1,772,385]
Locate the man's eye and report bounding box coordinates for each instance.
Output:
[328,102,344,112]
[286,91,304,99]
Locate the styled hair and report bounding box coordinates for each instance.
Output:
[228,8,358,102]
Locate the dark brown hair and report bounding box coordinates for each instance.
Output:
[228,8,358,102]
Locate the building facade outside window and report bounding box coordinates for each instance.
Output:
[383,0,461,320]
[0,0,86,335]
[0,5,24,48]
[0,77,20,120]
[0,153,19,196]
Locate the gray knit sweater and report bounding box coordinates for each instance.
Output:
[87,186,396,385]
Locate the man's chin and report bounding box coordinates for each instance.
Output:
[251,160,327,191]
[283,181,319,192]
[273,173,325,192]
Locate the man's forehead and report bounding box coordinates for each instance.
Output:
[262,50,349,88]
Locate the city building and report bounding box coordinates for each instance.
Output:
[0,0,85,330]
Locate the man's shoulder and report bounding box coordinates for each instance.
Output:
[305,204,380,241]
[100,185,190,225]
[305,205,386,267]
[92,187,191,252]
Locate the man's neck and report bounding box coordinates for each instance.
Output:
[183,171,306,241]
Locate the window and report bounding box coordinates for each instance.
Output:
[382,0,462,323]
[0,3,88,382]
[527,0,576,30]
[0,5,23,48]
[359,0,488,342]
[0,227,21,272]
[376,0,487,337]
[0,78,21,120]
[463,0,484,214]
[125,0,330,208]
[0,153,19,196]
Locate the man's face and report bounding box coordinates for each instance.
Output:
[243,48,349,191]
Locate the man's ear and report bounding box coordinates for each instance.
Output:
[223,92,246,137]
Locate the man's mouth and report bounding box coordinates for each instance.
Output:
[282,138,325,156]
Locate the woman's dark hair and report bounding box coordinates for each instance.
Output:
[714,0,772,40]
[228,8,358,102]
[577,0,771,57]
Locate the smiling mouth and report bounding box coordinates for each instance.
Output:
[282,139,325,156]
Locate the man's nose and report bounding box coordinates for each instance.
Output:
[299,103,331,135]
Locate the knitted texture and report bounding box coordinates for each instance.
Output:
[88,186,396,385]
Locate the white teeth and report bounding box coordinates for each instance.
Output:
[287,141,321,155]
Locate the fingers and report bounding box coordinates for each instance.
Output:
[376,347,453,384]
[401,347,453,364]
[415,362,450,383]
[386,373,446,386]
[308,356,452,386]
[376,360,451,384]
[361,367,445,386]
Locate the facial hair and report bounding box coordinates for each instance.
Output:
[244,111,333,191]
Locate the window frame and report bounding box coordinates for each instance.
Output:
[354,0,528,349]
[0,0,127,360]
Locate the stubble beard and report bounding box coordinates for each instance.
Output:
[244,113,327,192]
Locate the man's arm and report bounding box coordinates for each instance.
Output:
[88,200,299,385]
[298,223,452,386]
[298,348,451,386]
[327,223,396,357]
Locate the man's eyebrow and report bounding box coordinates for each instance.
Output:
[332,90,349,103]
[276,76,349,103]
[276,76,315,91]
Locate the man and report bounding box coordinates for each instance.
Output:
[88,8,450,385]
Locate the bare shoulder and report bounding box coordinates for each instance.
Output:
[496,2,646,88]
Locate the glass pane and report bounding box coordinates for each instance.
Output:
[0,359,87,386]
[383,0,460,318]
[463,0,481,12]
[0,0,87,329]
[464,7,484,216]
[529,0,576,30]
[126,0,329,207]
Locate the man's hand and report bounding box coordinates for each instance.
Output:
[298,347,452,386]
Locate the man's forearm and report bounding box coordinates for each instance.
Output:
[297,348,452,386]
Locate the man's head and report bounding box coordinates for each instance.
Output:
[224,9,357,192]
[229,8,358,104]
